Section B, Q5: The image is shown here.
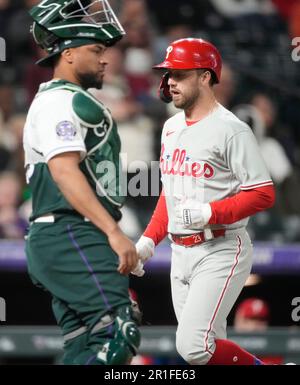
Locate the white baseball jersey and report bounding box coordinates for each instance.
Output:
[24,89,87,168]
[23,79,125,221]
[160,103,273,234]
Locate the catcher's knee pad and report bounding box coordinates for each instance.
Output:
[97,306,141,365]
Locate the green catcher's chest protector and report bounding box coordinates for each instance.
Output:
[40,79,126,214]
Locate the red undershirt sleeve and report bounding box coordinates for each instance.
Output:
[209,185,275,225]
[143,190,168,245]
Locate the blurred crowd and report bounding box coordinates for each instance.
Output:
[1,0,300,241]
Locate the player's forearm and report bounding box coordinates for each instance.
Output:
[209,185,275,225]
[143,190,168,245]
[52,166,120,235]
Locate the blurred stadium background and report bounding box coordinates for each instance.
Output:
[1,0,300,364]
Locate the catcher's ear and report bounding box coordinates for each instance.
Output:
[61,48,74,64]
[158,72,172,103]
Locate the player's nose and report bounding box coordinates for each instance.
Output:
[168,76,176,87]
[100,60,108,65]
[99,60,108,70]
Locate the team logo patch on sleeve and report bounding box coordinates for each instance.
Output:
[56,121,76,141]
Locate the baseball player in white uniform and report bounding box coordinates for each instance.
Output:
[132,38,275,365]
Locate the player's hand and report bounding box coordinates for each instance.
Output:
[131,259,145,277]
[136,236,155,262]
[131,236,155,277]
[175,197,212,229]
[108,228,138,275]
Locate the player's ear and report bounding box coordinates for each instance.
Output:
[198,69,211,86]
[61,48,74,64]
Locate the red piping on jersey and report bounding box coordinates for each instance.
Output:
[204,235,242,356]
[186,120,200,126]
[240,181,273,190]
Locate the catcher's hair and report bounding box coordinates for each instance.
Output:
[50,53,62,69]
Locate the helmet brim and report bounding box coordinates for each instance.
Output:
[153,60,180,69]
[36,52,61,67]
[35,36,122,67]
[153,61,219,83]
[153,60,217,71]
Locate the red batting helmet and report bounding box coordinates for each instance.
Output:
[153,38,222,103]
[154,38,222,81]
[236,298,270,320]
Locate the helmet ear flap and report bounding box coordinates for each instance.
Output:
[158,72,172,103]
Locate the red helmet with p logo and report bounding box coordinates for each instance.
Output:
[153,38,222,82]
[153,38,222,103]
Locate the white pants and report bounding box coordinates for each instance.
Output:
[170,228,253,365]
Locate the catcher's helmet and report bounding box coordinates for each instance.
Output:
[29,0,125,66]
[153,38,222,103]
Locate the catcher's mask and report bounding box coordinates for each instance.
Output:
[153,38,222,103]
[29,0,125,66]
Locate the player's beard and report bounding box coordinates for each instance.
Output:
[77,71,104,90]
[173,88,201,111]
[173,88,201,110]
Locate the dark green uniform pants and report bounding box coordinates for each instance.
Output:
[25,215,130,364]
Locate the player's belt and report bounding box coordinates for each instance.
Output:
[32,213,90,223]
[170,229,226,247]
